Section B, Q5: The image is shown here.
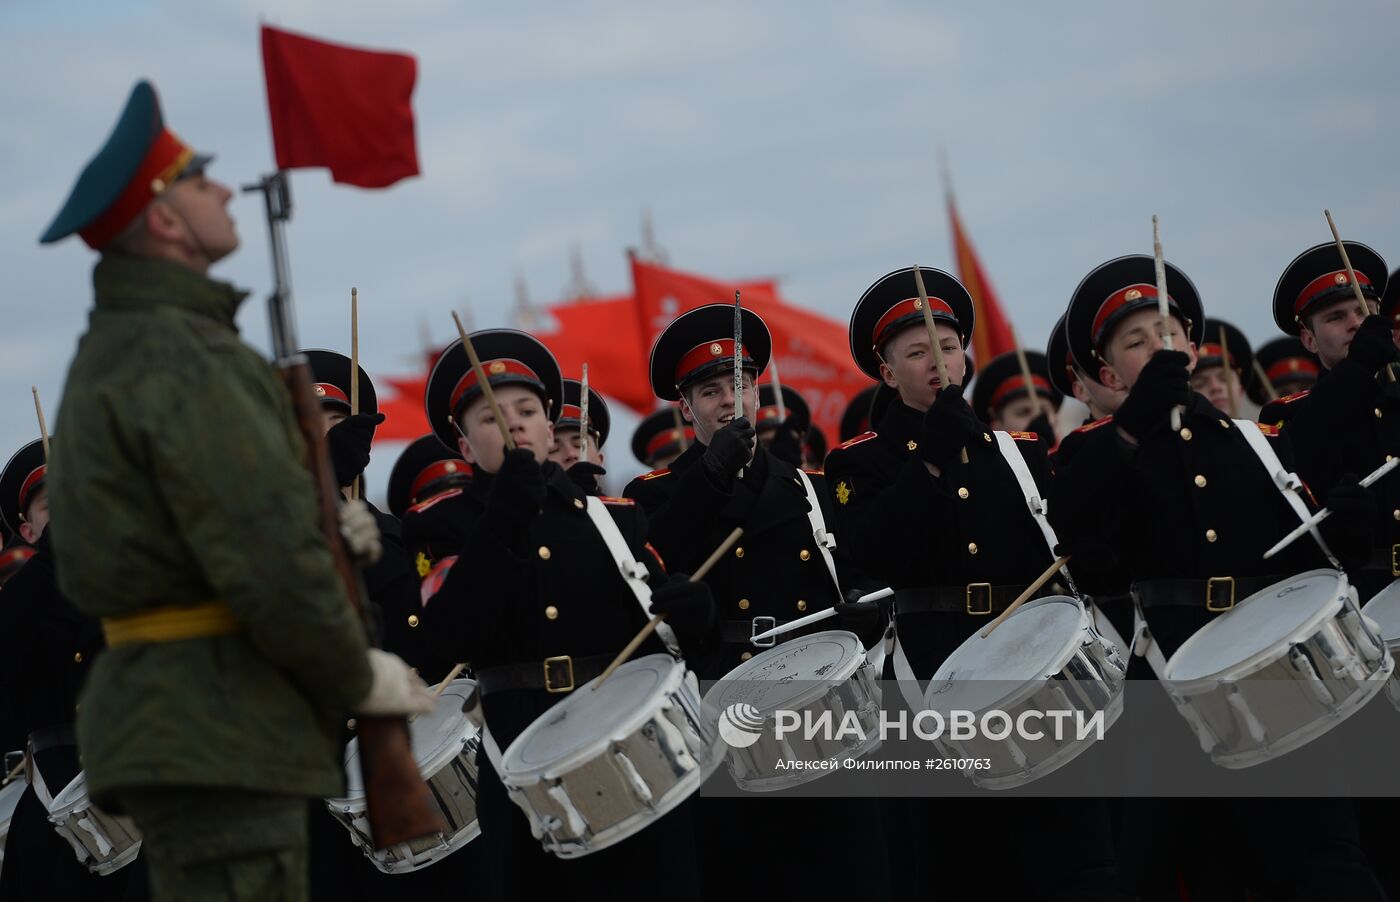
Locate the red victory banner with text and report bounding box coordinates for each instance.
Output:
[261,25,420,188]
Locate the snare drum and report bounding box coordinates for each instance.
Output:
[326,678,482,874]
[1361,578,1400,710]
[0,777,23,869]
[499,654,720,859]
[704,630,881,791]
[1162,569,1392,769]
[45,772,142,875]
[923,595,1126,790]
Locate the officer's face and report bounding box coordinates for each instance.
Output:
[991,395,1058,435]
[878,323,965,412]
[1300,298,1378,369]
[19,488,48,544]
[458,385,554,473]
[1098,308,1197,392]
[1070,369,1125,419]
[159,175,239,266]
[679,372,758,445]
[1188,365,1238,414]
[548,428,604,470]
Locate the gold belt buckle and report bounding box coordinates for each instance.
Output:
[1391,544,1399,577]
[966,582,993,616]
[543,655,575,694]
[1206,576,1235,613]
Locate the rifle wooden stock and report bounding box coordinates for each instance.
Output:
[281,361,445,849]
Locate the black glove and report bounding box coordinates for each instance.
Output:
[649,573,715,642]
[1318,473,1376,570]
[767,425,804,467]
[1112,350,1190,440]
[483,448,546,534]
[565,461,606,495]
[327,412,385,488]
[1348,314,1400,376]
[919,384,981,468]
[1053,541,1119,580]
[1027,410,1055,442]
[834,599,885,647]
[702,417,756,481]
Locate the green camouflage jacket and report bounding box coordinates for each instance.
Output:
[48,253,372,803]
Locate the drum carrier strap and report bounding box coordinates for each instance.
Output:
[582,495,682,658]
[794,469,844,596]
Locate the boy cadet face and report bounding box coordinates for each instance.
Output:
[319,408,348,435]
[990,394,1058,434]
[1189,365,1237,414]
[679,371,758,446]
[1097,307,1197,393]
[878,322,965,413]
[547,428,604,470]
[19,487,49,544]
[457,385,553,473]
[1071,368,1125,419]
[1300,297,1378,370]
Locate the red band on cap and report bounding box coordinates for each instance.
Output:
[312,383,349,405]
[675,338,751,386]
[1266,358,1320,382]
[449,359,541,413]
[17,465,45,514]
[873,297,955,350]
[989,374,1053,412]
[410,459,469,503]
[646,427,693,458]
[1295,269,1373,318]
[1196,344,1241,369]
[561,404,583,420]
[79,129,195,249]
[756,405,783,424]
[1092,284,1165,344]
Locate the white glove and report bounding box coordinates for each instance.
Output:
[356,648,436,717]
[338,498,382,566]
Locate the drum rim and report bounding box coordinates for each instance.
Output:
[1361,579,1400,641]
[1164,568,1347,684]
[502,654,686,777]
[704,629,868,712]
[925,595,1089,711]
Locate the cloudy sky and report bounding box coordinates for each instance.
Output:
[2,0,1396,499]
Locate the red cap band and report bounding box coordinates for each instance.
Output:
[79,129,195,249]
[410,459,469,503]
[312,383,349,405]
[17,465,45,514]
[1092,284,1166,345]
[675,339,750,386]
[873,297,955,350]
[449,359,541,414]
[1295,269,1373,319]
[646,427,693,458]
[1266,357,1320,382]
[989,374,1053,412]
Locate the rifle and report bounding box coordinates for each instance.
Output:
[244,171,444,849]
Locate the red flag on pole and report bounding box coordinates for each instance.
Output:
[260,25,420,188]
[948,193,1016,365]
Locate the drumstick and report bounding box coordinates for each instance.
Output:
[1264,456,1400,559]
[1152,216,1183,432]
[579,363,590,465]
[913,265,968,464]
[1251,358,1280,403]
[407,662,469,723]
[594,527,745,688]
[350,287,360,500]
[979,555,1072,638]
[1325,209,1394,383]
[770,355,786,423]
[31,386,50,461]
[749,586,895,642]
[2,757,22,786]
[733,291,744,421]
[1011,326,1038,415]
[451,312,515,451]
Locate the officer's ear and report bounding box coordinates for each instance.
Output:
[144,198,186,245]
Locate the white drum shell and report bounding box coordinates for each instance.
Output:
[45,773,142,876]
[1361,578,1400,711]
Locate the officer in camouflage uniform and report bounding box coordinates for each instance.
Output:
[39,81,430,902]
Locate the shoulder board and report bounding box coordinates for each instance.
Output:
[420,554,458,605]
[1074,417,1113,434]
[405,488,462,515]
[802,467,825,477]
[598,495,635,505]
[834,431,877,451]
[639,468,671,481]
[1279,390,1311,404]
[644,541,665,571]
[1257,422,1280,436]
[1006,430,1039,442]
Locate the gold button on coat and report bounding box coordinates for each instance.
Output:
[407,614,420,627]
[735,547,745,559]
[1194,475,1207,488]
[1393,510,1400,521]
[740,652,752,661]
[538,546,551,560]
[1376,408,1384,419]
[545,605,559,620]
[1205,529,1218,543]
[73,652,83,664]
[957,487,969,499]
[573,498,585,509]
[968,542,979,554]
[1180,428,1193,441]
[796,600,808,612]
[799,549,811,561]
[738,598,750,611]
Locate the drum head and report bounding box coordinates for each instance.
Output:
[342,679,478,796]
[1362,578,1400,641]
[706,630,864,712]
[926,596,1084,712]
[1166,570,1343,682]
[503,654,681,776]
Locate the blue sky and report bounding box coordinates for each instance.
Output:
[2,1,1397,497]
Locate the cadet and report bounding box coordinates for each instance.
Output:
[753,381,810,466]
[1048,310,1125,427]
[417,329,711,900]
[1250,336,1320,410]
[0,438,141,901]
[628,407,694,471]
[969,349,1063,441]
[1261,242,1400,601]
[39,81,430,902]
[1189,318,1253,417]
[547,377,611,495]
[823,267,1119,901]
[1049,254,1381,900]
[387,434,471,524]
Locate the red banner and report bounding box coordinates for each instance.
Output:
[949,195,1016,365]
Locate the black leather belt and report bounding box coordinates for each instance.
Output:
[28,724,77,755]
[1134,576,1281,613]
[720,617,795,646]
[893,583,1054,616]
[475,653,615,695]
